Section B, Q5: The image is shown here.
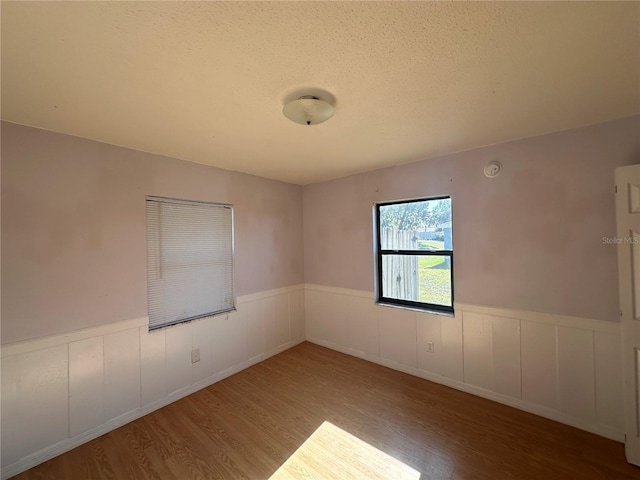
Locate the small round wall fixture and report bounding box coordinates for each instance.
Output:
[484,160,502,178]
[283,95,334,126]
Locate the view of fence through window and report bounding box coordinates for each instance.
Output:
[377,197,452,311]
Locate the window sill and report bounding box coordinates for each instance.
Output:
[375,301,455,317]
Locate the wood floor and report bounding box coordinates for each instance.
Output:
[13,342,639,479]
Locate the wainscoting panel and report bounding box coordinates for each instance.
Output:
[302,288,324,342]
[437,311,464,382]
[246,298,268,360]
[0,285,305,480]
[304,284,624,443]
[557,326,596,421]
[289,290,305,342]
[347,295,380,358]
[104,328,141,422]
[594,331,624,431]
[462,312,494,391]
[264,296,280,353]
[165,323,193,395]
[215,308,248,371]
[520,320,559,410]
[379,306,417,369]
[69,337,105,437]
[490,315,521,399]
[191,316,215,384]
[462,311,521,397]
[415,310,465,383]
[275,294,290,349]
[0,355,20,467]
[1,345,69,470]
[324,293,349,348]
[416,311,443,374]
[139,324,166,406]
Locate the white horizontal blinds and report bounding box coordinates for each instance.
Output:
[146,196,234,330]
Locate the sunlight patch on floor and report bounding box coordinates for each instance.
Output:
[269,421,421,480]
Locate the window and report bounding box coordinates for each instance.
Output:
[146,196,235,330]
[374,196,453,314]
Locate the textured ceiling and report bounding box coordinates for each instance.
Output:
[2,1,639,185]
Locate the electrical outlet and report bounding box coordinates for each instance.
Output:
[426,341,435,353]
[191,348,201,364]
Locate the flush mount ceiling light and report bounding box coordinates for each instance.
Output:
[283,95,334,126]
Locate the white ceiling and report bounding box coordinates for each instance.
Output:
[2,1,639,185]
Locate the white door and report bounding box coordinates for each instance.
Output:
[616,164,640,466]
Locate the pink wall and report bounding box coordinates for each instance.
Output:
[303,116,640,322]
[3,116,638,343]
[1,122,304,343]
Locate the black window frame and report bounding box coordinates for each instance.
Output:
[374,195,454,315]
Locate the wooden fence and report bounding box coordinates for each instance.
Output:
[380,228,419,301]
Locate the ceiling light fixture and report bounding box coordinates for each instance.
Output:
[283,95,334,126]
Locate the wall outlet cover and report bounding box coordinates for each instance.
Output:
[191,348,201,363]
